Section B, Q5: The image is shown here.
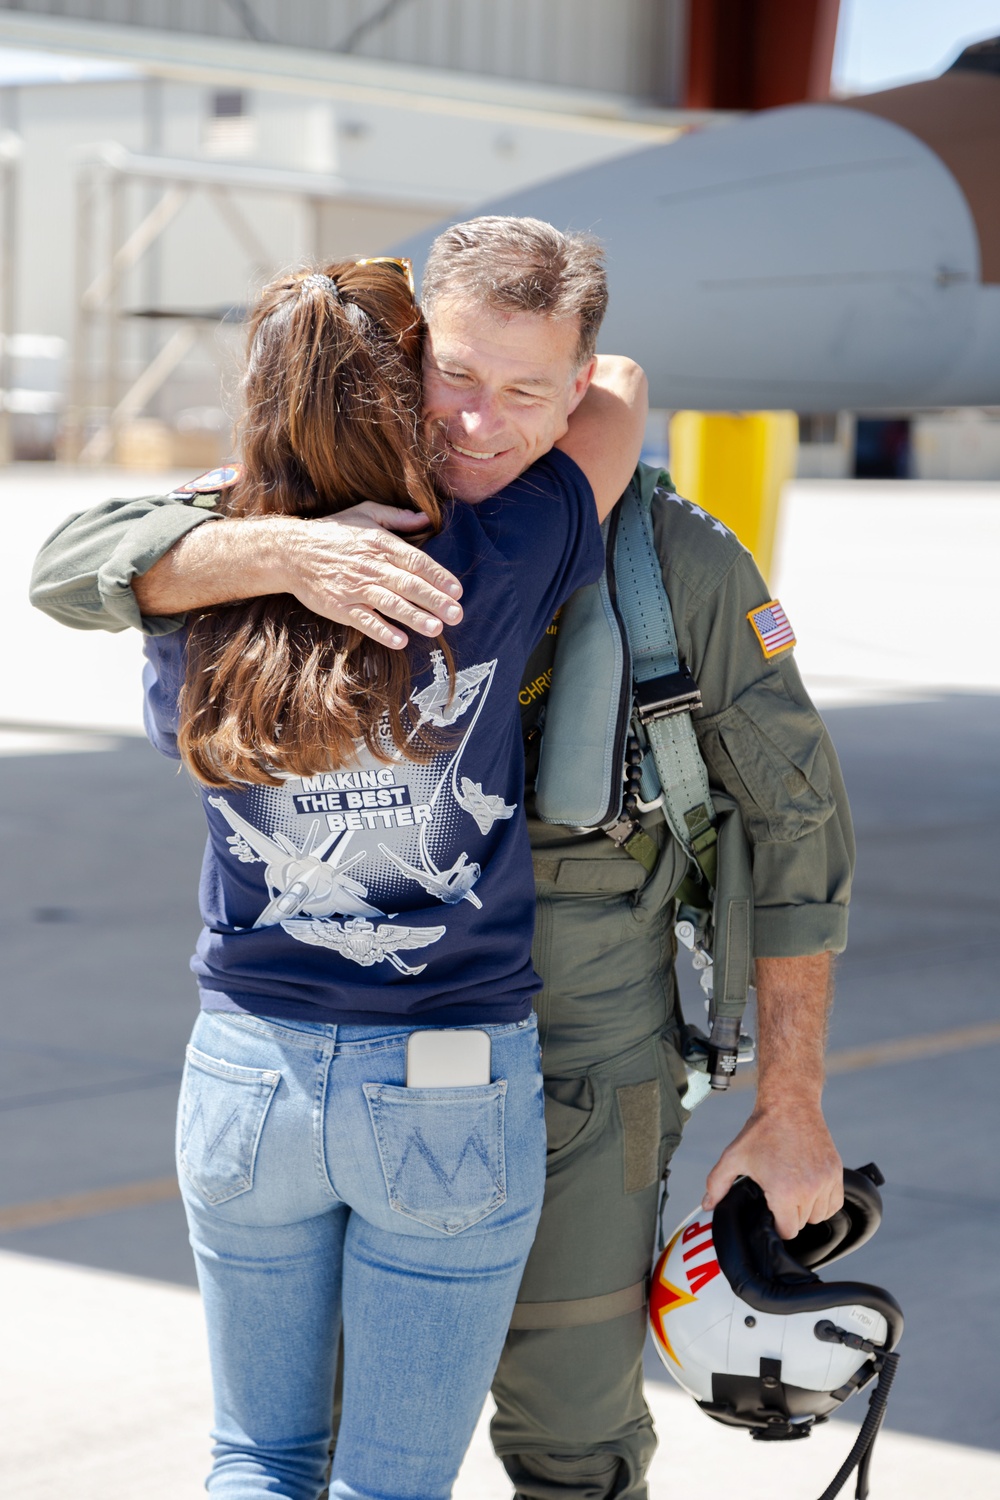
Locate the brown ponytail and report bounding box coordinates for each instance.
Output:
[177,261,450,789]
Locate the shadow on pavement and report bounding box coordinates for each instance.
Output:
[2,695,998,1447]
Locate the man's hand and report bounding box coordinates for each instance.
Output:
[132,501,463,647]
[702,1094,843,1241]
[701,952,844,1241]
[278,502,465,646]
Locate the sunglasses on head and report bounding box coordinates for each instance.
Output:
[354,257,416,299]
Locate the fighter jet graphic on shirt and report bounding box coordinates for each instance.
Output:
[378,844,483,908]
[281,915,446,975]
[208,796,383,925]
[410,649,493,728]
[455,777,517,836]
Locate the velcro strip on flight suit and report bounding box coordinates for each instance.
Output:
[722,898,752,1006]
[616,1080,660,1193]
[510,1280,647,1330]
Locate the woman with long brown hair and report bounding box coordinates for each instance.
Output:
[142,257,645,1498]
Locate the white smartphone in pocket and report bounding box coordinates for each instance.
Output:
[406,1029,492,1088]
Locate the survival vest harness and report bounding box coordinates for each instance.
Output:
[534,465,754,1095]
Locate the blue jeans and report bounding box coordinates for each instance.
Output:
[176,1009,546,1500]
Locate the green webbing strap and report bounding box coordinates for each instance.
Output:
[509,1280,647,1330]
[615,480,752,1021]
[530,855,647,892]
[619,825,660,875]
[615,482,718,888]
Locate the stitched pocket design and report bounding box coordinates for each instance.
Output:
[363,1081,507,1234]
[542,1072,612,1170]
[698,673,835,842]
[178,1045,280,1206]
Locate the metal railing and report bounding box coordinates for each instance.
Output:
[66,142,460,463]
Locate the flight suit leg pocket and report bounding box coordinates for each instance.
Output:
[542,1073,612,1168]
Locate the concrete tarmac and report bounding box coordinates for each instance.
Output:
[2,469,999,1494]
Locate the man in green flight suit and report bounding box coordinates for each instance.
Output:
[31,216,853,1500]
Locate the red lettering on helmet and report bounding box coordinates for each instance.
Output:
[687,1259,721,1294]
[682,1219,713,1245]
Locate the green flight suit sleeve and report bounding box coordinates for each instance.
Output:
[650,491,855,959]
[29,493,220,635]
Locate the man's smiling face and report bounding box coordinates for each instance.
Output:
[422,297,595,502]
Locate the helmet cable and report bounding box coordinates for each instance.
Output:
[815,1349,901,1500]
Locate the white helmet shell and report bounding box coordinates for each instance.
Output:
[650,1206,887,1407]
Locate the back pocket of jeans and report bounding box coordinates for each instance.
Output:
[363,1081,507,1235]
[178,1046,281,1206]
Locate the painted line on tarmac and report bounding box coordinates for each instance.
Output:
[5,1020,1000,1233]
[0,1069,181,1112]
[0,1176,180,1233]
[729,1017,1000,1093]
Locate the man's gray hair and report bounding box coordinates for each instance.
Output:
[422,216,608,368]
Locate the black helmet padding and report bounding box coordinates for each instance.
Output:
[785,1164,886,1270]
[712,1171,904,1353]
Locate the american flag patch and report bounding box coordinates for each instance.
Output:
[747,600,796,658]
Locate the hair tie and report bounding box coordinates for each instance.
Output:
[302,272,341,301]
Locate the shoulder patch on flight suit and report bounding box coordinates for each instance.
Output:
[747,599,796,658]
[169,463,243,507]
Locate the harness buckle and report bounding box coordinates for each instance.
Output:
[605,814,640,848]
[635,666,702,723]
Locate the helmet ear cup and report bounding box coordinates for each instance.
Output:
[713,1177,823,1307]
[783,1166,884,1270]
[712,1171,904,1353]
[782,1205,852,1268]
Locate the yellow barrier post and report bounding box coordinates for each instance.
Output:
[667,411,798,580]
